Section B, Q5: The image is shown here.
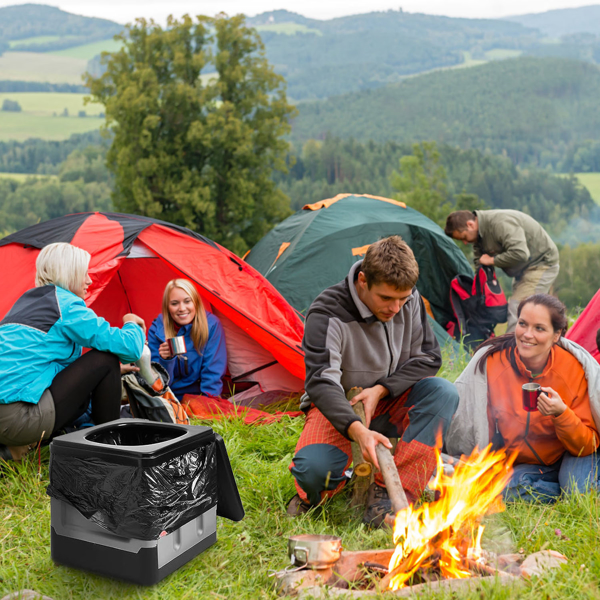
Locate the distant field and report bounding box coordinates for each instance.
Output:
[573,173,600,204]
[255,23,323,36]
[0,172,57,181]
[0,51,87,84]
[0,111,101,142]
[485,49,523,60]
[52,38,123,60]
[8,35,69,48]
[0,93,103,116]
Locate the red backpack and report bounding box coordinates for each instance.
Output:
[447,265,508,349]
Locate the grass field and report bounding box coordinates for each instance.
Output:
[0,93,103,116]
[52,38,123,61]
[573,173,600,204]
[0,173,57,181]
[0,111,101,142]
[0,347,598,599]
[0,52,87,85]
[485,49,523,60]
[8,36,70,49]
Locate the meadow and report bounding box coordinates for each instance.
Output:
[573,173,600,204]
[0,112,101,142]
[0,347,598,600]
[0,52,87,85]
[51,39,123,61]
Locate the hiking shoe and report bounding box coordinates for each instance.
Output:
[362,483,393,528]
[286,494,313,517]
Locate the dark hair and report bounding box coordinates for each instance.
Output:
[361,235,419,290]
[444,211,476,237]
[475,294,568,374]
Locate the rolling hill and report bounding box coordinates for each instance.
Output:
[291,56,600,167]
[507,5,600,38]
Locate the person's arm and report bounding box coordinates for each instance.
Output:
[147,319,177,383]
[60,296,144,363]
[375,292,442,398]
[303,312,361,438]
[198,315,227,397]
[490,221,530,269]
[546,377,600,457]
[473,241,483,268]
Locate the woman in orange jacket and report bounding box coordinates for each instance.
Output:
[470,294,599,502]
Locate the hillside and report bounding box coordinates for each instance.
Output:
[0,4,122,53]
[507,5,600,37]
[291,57,600,167]
[246,9,540,99]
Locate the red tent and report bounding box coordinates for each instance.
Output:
[565,288,600,363]
[0,212,305,400]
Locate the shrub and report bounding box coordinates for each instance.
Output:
[1,99,22,112]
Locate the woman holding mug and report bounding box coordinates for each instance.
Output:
[446,294,600,502]
[148,279,227,399]
[0,243,146,462]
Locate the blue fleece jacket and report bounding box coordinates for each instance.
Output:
[0,285,145,405]
[147,313,227,398]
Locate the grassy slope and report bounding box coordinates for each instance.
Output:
[0,52,87,84]
[0,349,598,599]
[0,173,57,181]
[0,112,101,142]
[573,173,600,204]
[0,93,103,116]
[51,38,123,60]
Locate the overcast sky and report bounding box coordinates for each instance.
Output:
[1,0,598,24]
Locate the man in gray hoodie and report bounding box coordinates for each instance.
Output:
[445,209,559,333]
[287,236,459,526]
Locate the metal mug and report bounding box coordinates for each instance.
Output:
[522,382,541,412]
[166,336,187,356]
[288,534,343,570]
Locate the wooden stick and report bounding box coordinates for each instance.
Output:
[375,443,409,514]
[346,388,373,509]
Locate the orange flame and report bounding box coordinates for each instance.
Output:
[387,445,517,590]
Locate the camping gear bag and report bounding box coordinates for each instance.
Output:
[448,265,508,349]
[122,362,189,425]
[47,419,245,584]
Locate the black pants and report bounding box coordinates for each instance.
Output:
[50,350,121,433]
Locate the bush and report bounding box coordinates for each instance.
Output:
[555,243,600,308]
[1,99,22,112]
[78,110,86,118]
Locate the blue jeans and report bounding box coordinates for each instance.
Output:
[503,452,600,503]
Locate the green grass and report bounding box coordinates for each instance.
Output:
[0,93,104,117]
[254,23,323,36]
[573,173,600,204]
[0,111,101,142]
[485,49,523,60]
[0,51,87,85]
[1,345,598,599]
[51,39,124,61]
[8,36,67,49]
[0,173,57,181]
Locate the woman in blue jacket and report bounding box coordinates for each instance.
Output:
[148,279,227,399]
[0,243,146,462]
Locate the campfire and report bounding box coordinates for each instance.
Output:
[275,445,568,597]
[384,445,517,590]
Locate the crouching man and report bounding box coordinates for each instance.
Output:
[287,236,459,526]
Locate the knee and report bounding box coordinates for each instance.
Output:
[89,350,120,373]
[290,444,348,502]
[559,453,599,493]
[414,378,459,415]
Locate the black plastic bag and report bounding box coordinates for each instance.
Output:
[47,441,217,541]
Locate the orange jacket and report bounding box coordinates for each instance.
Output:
[486,346,599,465]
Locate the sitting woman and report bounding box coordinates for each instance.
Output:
[148,279,227,399]
[447,294,600,503]
[0,243,145,462]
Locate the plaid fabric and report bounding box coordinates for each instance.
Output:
[290,389,438,502]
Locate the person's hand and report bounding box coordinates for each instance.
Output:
[479,254,495,266]
[123,313,146,334]
[347,421,392,471]
[349,384,388,427]
[120,363,140,375]
[158,341,173,360]
[538,387,567,417]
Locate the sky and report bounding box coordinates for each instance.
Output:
[0,0,598,24]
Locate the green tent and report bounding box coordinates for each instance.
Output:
[245,194,473,347]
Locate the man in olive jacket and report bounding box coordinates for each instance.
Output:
[445,209,559,332]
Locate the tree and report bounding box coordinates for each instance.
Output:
[87,13,297,255]
[390,142,451,227]
[1,99,21,112]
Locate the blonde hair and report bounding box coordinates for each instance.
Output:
[35,242,91,294]
[162,279,209,350]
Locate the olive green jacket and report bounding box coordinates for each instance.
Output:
[473,209,558,279]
